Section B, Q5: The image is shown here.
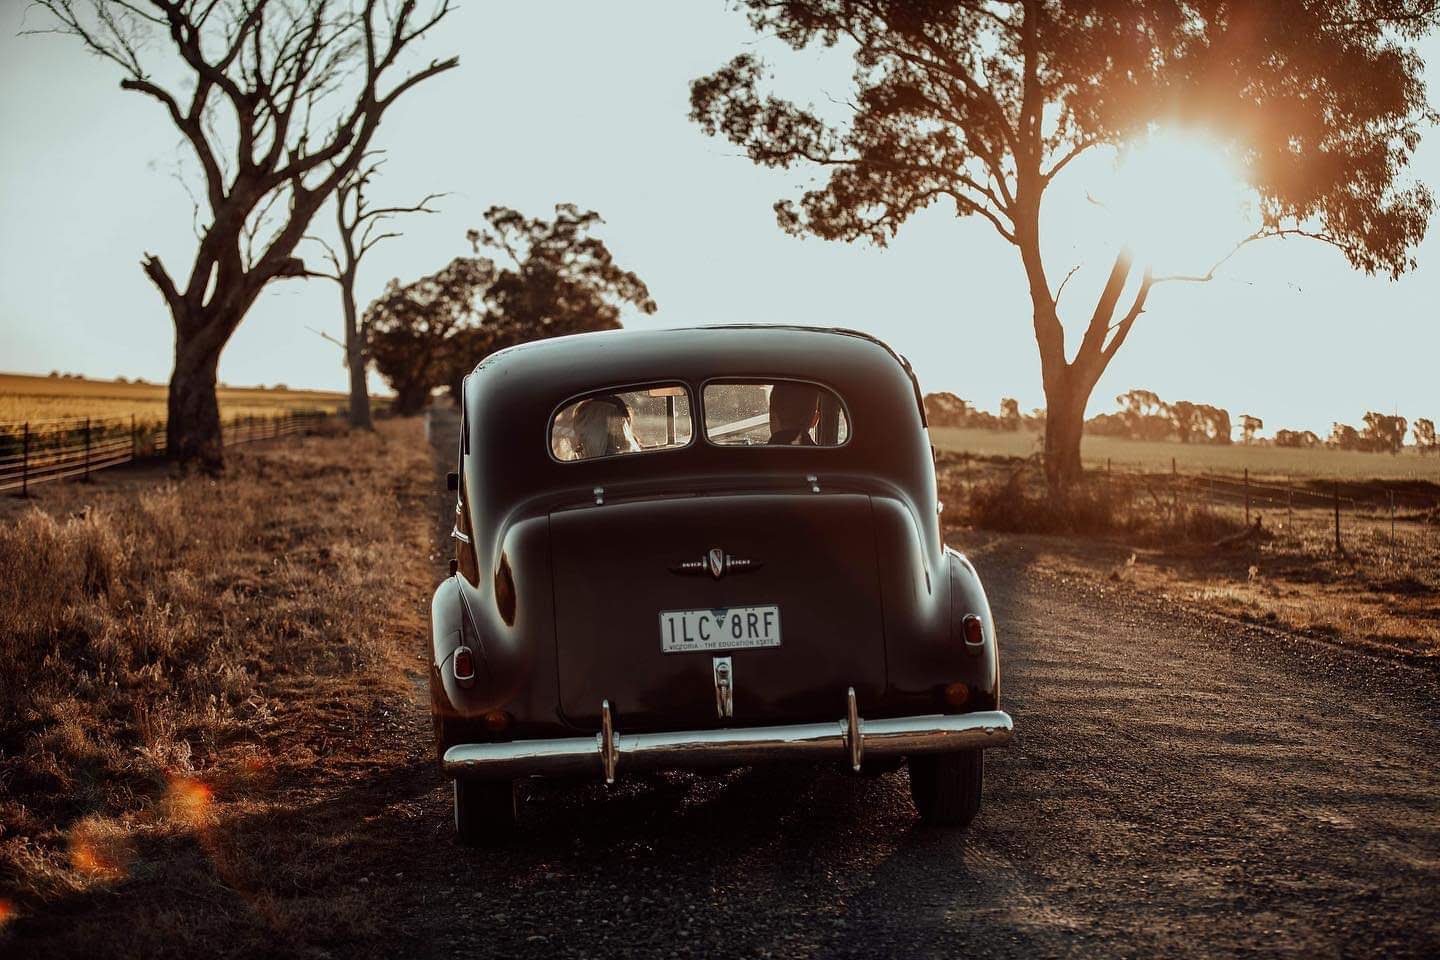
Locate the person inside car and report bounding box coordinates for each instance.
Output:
[573,394,639,458]
[767,382,821,445]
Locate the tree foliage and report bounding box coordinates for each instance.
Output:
[1329,413,1410,451]
[689,0,1437,489]
[366,204,656,413]
[1362,411,1409,452]
[1273,428,1321,448]
[1414,417,1438,453]
[1086,388,1230,443]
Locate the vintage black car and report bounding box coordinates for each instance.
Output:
[431,325,1013,843]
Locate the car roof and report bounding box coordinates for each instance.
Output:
[471,324,915,396]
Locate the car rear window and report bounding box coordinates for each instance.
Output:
[703,381,850,447]
[551,384,693,461]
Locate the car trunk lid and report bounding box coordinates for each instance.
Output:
[550,492,885,731]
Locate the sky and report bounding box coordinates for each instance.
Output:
[1,1,1437,438]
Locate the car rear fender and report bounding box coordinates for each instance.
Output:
[430,514,565,735]
[945,547,1000,708]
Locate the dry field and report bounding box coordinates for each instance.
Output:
[937,453,1440,664]
[0,372,353,424]
[0,418,435,953]
[931,425,1440,481]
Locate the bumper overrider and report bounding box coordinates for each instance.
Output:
[444,687,1014,783]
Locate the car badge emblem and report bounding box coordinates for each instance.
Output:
[670,549,761,578]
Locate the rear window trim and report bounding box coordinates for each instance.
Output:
[546,379,697,465]
[699,376,854,450]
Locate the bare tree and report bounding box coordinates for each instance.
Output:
[30,0,458,468]
[309,156,441,429]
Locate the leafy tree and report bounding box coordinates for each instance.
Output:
[33,1,458,469]
[922,392,971,426]
[1115,389,1171,441]
[367,205,656,413]
[1274,429,1320,448]
[1361,411,1408,453]
[689,1,1437,492]
[367,256,495,414]
[1414,418,1438,454]
[1328,422,1364,450]
[998,397,1022,431]
[1198,405,1233,446]
[1168,400,1201,444]
[1240,414,1264,445]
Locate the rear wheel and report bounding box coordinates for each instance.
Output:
[908,749,983,827]
[453,778,518,846]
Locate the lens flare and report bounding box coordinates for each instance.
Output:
[165,777,215,827]
[67,823,130,880]
[0,897,15,929]
[1107,129,1254,275]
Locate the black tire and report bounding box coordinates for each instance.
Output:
[453,778,518,846]
[908,749,984,828]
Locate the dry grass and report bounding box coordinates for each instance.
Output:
[930,426,1440,481]
[943,453,1244,543]
[0,372,354,423]
[0,418,434,951]
[939,455,1440,661]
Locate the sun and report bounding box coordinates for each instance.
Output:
[1107,129,1255,275]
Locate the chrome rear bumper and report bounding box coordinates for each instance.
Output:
[443,689,1013,783]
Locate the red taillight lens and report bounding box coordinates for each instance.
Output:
[961,614,984,646]
[452,646,476,682]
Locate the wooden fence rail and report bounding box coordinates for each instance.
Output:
[0,411,331,495]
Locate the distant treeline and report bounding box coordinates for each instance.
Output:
[924,389,1438,455]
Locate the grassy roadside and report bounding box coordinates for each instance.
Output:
[0,418,437,954]
[938,456,1439,663]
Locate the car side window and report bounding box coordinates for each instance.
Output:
[703,380,850,447]
[551,384,694,461]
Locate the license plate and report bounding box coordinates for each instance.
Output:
[659,605,781,653]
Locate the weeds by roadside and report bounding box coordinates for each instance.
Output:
[949,455,1245,543]
[0,419,433,936]
[939,453,1439,660]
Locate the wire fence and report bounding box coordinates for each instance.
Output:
[0,410,334,495]
[1091,459,1438,562]
[945,451,1440,567]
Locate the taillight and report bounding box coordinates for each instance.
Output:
[961,614,984,647]
[452,646,476,683]
[943,682,970,708]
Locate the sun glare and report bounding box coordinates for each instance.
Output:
[1108,130,1254,275]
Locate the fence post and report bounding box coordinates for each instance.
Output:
[1334,483,1342,554]
[1244,468,1250,526]
[275,415,281,439]
[1389,491,1396,562]
[83,417,91,481]
[1287,489,1293,531]
[21,422,30,497]
[1171,457,1178,520]
[130,413,137,462]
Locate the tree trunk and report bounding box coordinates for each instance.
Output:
[341,282,373,430]
[394,380,431,416]
[167,325,226,472]
[1042,375,1087,494]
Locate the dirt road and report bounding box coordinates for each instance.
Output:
[14,418,1437,958]
[364,418,1440,959]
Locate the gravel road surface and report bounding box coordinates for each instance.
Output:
[371,414,1440,959]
